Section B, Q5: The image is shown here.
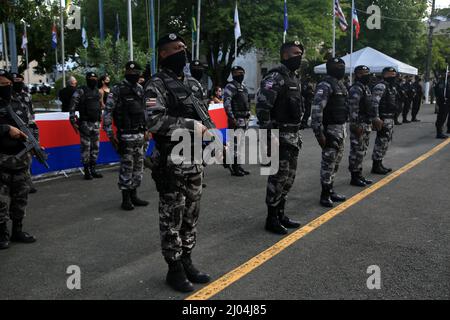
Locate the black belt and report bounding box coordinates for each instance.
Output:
[380,113,395,119]
[276,123,301,133]
[119,129,145,135]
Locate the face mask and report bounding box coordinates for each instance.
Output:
[0,85,12,101]
[282,55,302,72]
[233,75,244,83]
[358,74,371,85]
[125,74,140,84]
[191,69,203,82]
[327,66,345,80]
[384,77,396,85]
[87,79,98,89]
[13,82,24,93]
[161,50,187,76]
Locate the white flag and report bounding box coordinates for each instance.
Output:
[21,33,28,53]
[234,3,241,40]
[82,26,88,49]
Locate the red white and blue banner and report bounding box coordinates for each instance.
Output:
[31,103,228,176]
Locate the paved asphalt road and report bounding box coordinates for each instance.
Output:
[0,105,448,300]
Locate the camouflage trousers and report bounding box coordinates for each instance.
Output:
[79,121,100,165]
[321,124,346,187]
[229,118,249,164]
[348,123,372,173]
[0,158,31,224]
[372,119,394,161]
[152,161,203,262]
[118,134,145,190]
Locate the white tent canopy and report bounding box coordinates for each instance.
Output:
[314,47,418,76]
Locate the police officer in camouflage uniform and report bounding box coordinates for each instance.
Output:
[311,57,349,208]
[371,67,398,175]
[256,41,304,235]
[11,73,38,194]
[348,65,379,187]
[224,66,251,176]
[103,62,149,211]
[0,69,38,250]
[144,34,211,293]
[70,72,103,180]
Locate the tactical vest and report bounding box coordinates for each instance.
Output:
[156,72,201,121]
[229,81,250,117]
[79,86,101,122]
[378,81,397,117]
[0,98,29,155]
[268,66,303,126]
[114,82,146,133]
[322,76,348,125]
[351,81,372,122]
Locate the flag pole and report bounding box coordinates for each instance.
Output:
[349,0,354,85]
[127,0,134,61]
[23,21,30,85]
[196,0,201,61]
[2,23,10,69]
[149,0,156,74]
[60,0,66,88]
[332,0,336,58]
[98,0,105,42]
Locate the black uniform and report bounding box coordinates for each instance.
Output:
[434,77,450,138]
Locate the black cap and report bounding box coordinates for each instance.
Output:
[231,66,245,73]
[382,67,397,74]
[0,69,13,82]
[326,57,345,67]
[280,41,304,55]
[125,61,142,72]
[354,65,370,73]
[191,60,203,68]
[157,33,186,48]
[85,72,98,78]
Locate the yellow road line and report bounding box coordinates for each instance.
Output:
[186,138,450,300]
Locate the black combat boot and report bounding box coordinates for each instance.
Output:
[83,164,93,180]
[330,185,346,202]
[166,260,194,292]
[230,164,245,177]
[436,132,448,139]
[90,163,103,178]
[350,172,366,187]
[181,253,211,284]
[0,222,10,250]
[10,220,36,243]
[360,175,373,185]
[121,190,135,211]
[402,118,411,124]
[277,199,301,229]
[130,189,149,207]
[394,118,402,125]
[380,162,392,173]
[371,160,389,175]
[265,205,288,235]
[320,184,334,208]
[237,165,250,175]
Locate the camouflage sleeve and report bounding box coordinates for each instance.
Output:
[371,83,386,118]
[144,78,197,137]
[69,88,83,125]
[348,85,362,124]
[311,81,332,137]
[26,103,39,141]
[102,86,119,138]
[256,72,285,128]
[223,83,236,120]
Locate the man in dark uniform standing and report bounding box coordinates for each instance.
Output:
[434,71,450,139]
[411,76,423,122]
[0,69,38,250]
[371,67,398,174]
[59,76,78,112]
[256,41,304,235]
[223,66,251,176]
[311,57,349,208]
[70,72,103,180]
[103,62,149,211]
[144,34,211,292]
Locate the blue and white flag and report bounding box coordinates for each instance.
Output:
[51,24,58,49]
[81,17,88,49]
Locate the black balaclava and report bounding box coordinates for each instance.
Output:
[282,55,302,72]
[326,57,346,80]
[86,72,98,89]
[232,74,244,83]
[354,65,371,85]
[382,67,397,85]
[161,50,187,76]
[13,81,24,93]
[125,73,140,84]
[0,85,12,101]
